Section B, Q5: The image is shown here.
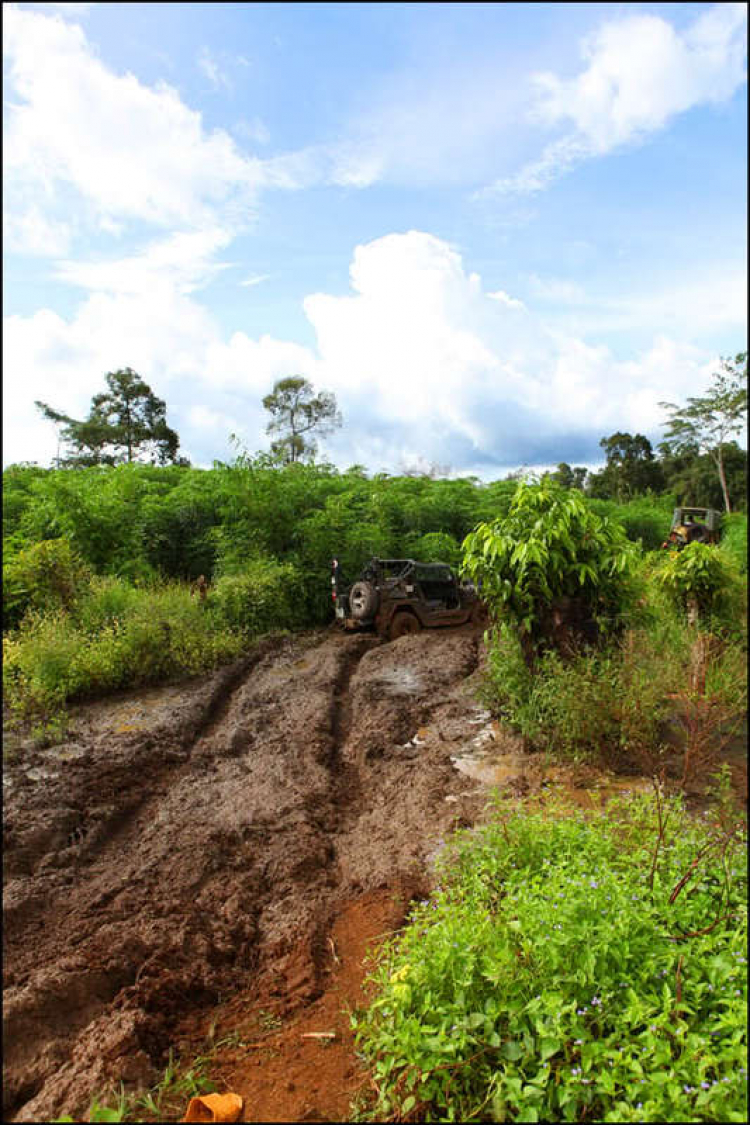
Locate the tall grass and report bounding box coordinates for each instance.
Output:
[720,512,748,574]
[3,557,309,741]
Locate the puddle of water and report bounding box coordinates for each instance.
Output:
[450,721,528,787]
[24,766,58,782]
[376,668,422,695]
[451,750,527,787]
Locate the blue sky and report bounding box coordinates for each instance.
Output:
[3,2,747,475]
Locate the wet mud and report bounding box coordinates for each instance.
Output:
[3,626,492,1121]
[3,624,746,1121]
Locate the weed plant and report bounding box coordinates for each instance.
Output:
[54,1050,217,1122]
[352,786,747,1123]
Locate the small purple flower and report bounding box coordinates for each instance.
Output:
[684,1085,693,1093]
[701,1081,710,1090]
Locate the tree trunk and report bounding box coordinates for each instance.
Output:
[714,446,731,513]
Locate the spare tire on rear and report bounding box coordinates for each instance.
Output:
[686,523,709,544]
[349,580,378,619]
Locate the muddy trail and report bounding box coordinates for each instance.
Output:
[4,625,746,1122]
[3,626,504,1122]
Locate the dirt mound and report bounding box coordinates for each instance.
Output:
[3,627,490,1121]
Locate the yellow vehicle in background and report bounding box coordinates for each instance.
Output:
[661,507,722,550]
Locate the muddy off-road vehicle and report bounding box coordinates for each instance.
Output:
[661,507,722,550]
[331,557,483,640]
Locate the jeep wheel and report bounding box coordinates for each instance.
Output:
[390,612,421,640]
[349,580,378,619]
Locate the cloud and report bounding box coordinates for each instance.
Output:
[54,229,235,295]
[302,232,717,469]
[522,264,748,339]
[485,3,747,195]
[488,290,527,311]
[197,47,231,92]
[234,117,271,145]
[3,204,74,256]
[2,5,314,254]
[526,274,588,304]
[239,274,271,288]
[324,49,533,191]
[2,231,727,473]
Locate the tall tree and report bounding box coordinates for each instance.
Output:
[262,376,342,464]
[589,432,663,500]
[548,463,589,490]
[659,352,748,512]
[36,368,181,467]
[550,462,574,489]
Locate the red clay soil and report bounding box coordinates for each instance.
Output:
[173,889,405,1124]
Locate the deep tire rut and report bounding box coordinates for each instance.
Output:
[3,627,486,1123]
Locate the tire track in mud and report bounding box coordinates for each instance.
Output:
[2,637,295,1121]
[3,628,486,1122]
[328,637,374,761]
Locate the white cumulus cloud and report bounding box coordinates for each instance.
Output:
[2,4,314,254]
[2,231,727,473]
[486,3,747,195]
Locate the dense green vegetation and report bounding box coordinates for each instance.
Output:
[1,458,514,736]
[466,482,746,787]
[352,784,748,1123]
[462,481,637,656]
[2,457,746,745]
